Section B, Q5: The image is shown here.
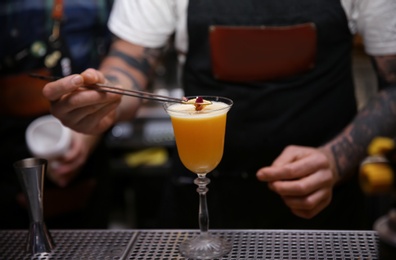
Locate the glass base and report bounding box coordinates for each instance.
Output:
[179,233,232,259]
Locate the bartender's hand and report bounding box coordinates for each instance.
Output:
[42,68,122,135]
[46,131,101,187]
[256,145,339,219]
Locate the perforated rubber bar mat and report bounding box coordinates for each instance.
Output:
[0,229,378,259]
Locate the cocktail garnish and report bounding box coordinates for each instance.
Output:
[195,97,205,111]
[182,96,212,111]
[196,96,204,103]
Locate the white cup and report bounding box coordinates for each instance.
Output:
[26,115,72,159]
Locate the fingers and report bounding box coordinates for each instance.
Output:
[42,68,114,108]
[267,168,333,196]
[267,169,333,218]
[284,190,332,219]
[42,74,83,102]
[45,131,90,187]
[81,68,107,86]
[42,69,122,134]
[47,161,80,187]
[46,143,85,187]
[256,145,336,219]
[48,168,80,187]
[53,92,119,130]
[257,146,329,182]
[73,102,119,133]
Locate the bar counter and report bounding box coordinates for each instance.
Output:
[0,229,378,259]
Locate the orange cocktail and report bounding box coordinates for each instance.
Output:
[169,104,228,174]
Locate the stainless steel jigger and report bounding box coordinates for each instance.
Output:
[13,158,55,254]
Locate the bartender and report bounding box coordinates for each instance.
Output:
[42,0,396,230]
[0,0,113,229]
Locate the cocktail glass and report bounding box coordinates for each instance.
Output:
[164,96,233,259]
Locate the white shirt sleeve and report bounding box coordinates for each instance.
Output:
[110,0,396,56]
[342,0,396,56]
[108,0,178,48]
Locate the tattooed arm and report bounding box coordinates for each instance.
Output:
[256,54,396,219]
[99,38,163,121]
[325,54,396,181]
[42,38,164,134]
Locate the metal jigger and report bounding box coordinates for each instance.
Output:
[13,158,55,254]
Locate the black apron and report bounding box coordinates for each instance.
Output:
[160,0,368,230]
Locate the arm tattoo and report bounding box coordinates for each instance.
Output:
[330,54,396,179]
[109,49,152,77]
[380,56,396,82]
[108,46,163,79]
[104,66,143,91]
[331,87,396,179]
[372,55,396,88]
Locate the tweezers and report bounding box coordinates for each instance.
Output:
[29,73,184,103]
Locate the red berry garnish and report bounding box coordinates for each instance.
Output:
[195,96,203,103]
[194,96,205,111]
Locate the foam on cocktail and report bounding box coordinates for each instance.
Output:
[166,101,229,118]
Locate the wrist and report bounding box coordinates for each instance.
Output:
[319,145,342,185]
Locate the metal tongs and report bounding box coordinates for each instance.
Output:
[29,73,184,103]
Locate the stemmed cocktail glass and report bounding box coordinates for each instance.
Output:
[164,96,233,259]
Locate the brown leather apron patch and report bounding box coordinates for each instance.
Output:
[210,23,317,82]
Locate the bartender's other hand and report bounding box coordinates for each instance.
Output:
[42,68,121,134]
[47,131,101,187]
[256,145,338,219]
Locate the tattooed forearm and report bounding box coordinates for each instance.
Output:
[101,40,164,94]
[104,66,143,91]
[109,49,152,77]
[109,50,151,77]
[107,46,163,77]
[329,54,396,180]
[330,87,396,179]
[374,55,396,84]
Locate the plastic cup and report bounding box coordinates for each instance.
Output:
[25,115,72,159]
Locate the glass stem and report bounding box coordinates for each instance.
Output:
[195,174,210,234]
